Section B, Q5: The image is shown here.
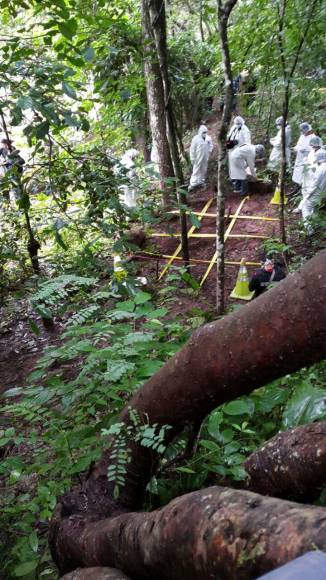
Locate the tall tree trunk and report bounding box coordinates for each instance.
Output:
[50,251,326,574]
[52,486,326,579]
[148,0,189,264]
[141,0,174,208]
[216,0,238,314]
[0,109,40,272]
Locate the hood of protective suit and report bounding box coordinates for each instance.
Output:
[234,116,244,127]
[198,125,208,138]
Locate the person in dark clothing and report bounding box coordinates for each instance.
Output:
[0,139,25,174]
[249,259,286,299]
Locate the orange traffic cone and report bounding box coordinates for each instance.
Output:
[230,259,254,301]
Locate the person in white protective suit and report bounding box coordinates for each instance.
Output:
[300,149,326,235]
[267,116,292,171]
[294,136,323,213]
[119,148,139,208]
[227,116,251,149]
[189,125,211,190]
[292,122,316,186]
[229,143,265,196]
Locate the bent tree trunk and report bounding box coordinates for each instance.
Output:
[51,250,326,575]
[54,487,326,579]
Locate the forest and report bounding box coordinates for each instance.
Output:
[0,0,325,578]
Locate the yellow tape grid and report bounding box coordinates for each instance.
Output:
[200,196,248,287]
[151,233,268,239]
[158,197,214,280]
[168,210,277,222]
[139,250,260,267]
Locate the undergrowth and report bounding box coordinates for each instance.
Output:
[1,270,326,579]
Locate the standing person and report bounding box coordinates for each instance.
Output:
[227,116,251,150]
[301,149,326,235]
[267,116,292,171]
[189,125,211,190]
[249,259,286,299]
[229,143,265,196]
[294,136,323,214]
[292,122,316,186]
[119,148,139,208]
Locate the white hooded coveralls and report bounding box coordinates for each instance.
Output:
[268,125,291,170]
[292,133,316,185]
[119,148,138,208]
[298,148,319,210]
[229,144,256,181]
[227,123,251,147]
[189,126,211,187]
[301,161,326,233]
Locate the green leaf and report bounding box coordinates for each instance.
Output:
[29,531,38,553]
[13,560,38,577]
[133,291,152,304]
[189,213,201,228]
[199,439,220,452]
[176,466,196,474]
[137,360,163,378]
[55,230,68,251]
[58,19,78,39]
[223,399,251,415]
[62,82,77,100]
[34,121,50,139]
[83,46,95,61]
[207,410,223,439]
[106,360,135,382]
[282,381,326,428]
[17,96,34,110]
[3,387,23,398]
[115,300,135,312]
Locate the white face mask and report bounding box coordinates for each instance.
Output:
[202,133,207,140]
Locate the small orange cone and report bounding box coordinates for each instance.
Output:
[230,258,254,301]
[270,186,287,205]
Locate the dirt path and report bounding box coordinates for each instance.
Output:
[0,300,61,397]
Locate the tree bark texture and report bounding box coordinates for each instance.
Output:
[53,486,326,579]
[245,421,326,498]
[148,0,189,264]
[60,566,131,580]
[216,0,238,314]
[141,0,174,208]
[50,251,326,574]
[61,568,131,580]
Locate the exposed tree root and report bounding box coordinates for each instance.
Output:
[53,486,326,579]
[245,421,326,498]
[50,250,326,575]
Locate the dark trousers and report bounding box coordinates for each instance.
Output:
[234,179,248,196]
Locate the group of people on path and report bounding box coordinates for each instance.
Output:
[188,115,325,234]
[266,118,325,234]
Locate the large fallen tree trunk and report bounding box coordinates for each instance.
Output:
[245,421,326,498]
[51,250,326,574]
[54,486,326,579]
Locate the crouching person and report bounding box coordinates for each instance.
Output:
[249,259,286,299]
